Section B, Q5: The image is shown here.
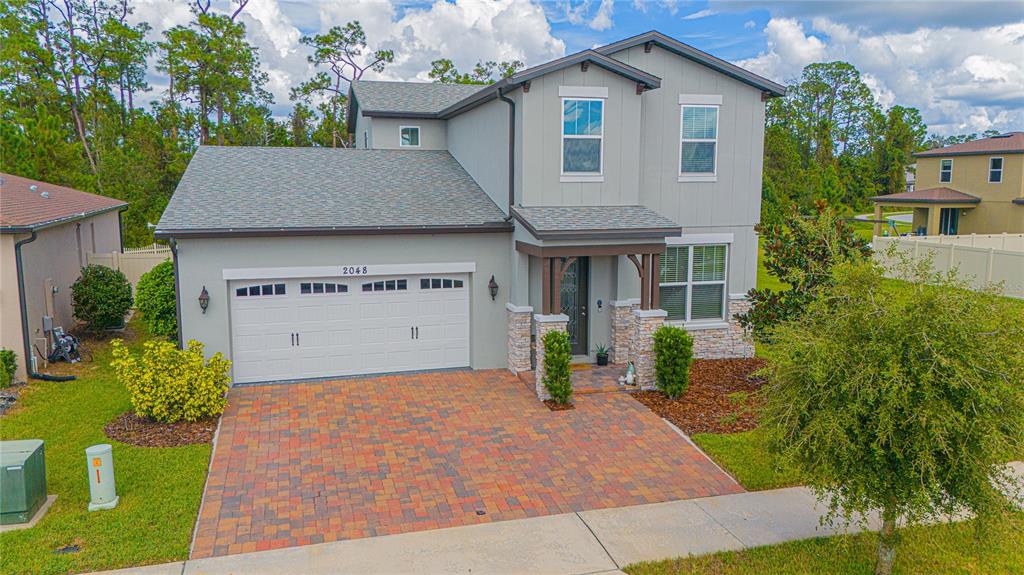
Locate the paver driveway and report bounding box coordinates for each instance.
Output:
[192,369,742,558]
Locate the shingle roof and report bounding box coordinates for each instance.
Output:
[351,81,484,116]
[155,147,511,237]
[915,132,1024,157]
[512,205,681,240]
[0,173,126,232]
[871,187,981,204]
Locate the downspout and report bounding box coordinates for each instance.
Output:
[169,238,183,348]
[14,232,74,382]
[498,88,515,220]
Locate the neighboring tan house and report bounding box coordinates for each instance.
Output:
[157,31,785,391]
[0,173,126,381]
[871,132,1024,236]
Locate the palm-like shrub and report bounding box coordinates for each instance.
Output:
[71,265,132,330]
[0,349,16,388]
[652,325,693,399]
[542,330,572,405]
[135,260,177,338]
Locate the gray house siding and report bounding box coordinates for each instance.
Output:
[370,118,448,150]
[609,44,766,294]
[518,65,642,207]
[355,113,373,149]
[175,233,513,381]
[447,97,510,215]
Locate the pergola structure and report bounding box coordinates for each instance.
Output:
[514,241,665,313]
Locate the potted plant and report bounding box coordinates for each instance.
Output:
[594,343,610,366]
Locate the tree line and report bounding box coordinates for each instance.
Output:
[0,0,996,245]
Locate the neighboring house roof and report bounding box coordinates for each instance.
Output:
[350,81,484,117]
[594,30,787,97]
[511,205,681,240]
[871,187,982,205]
[0,173,126,233]
[438,49,661,119]
[915,132,1024,157]
[155,147,511,238]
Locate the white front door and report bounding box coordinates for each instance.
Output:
[228,274,470,384]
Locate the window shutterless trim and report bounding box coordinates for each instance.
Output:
[678,103,720,180]
[399,125,421,147]
[989,157,1003,183]
[659,244,728,322]
[560,97,605,177]
[939,158,953,183]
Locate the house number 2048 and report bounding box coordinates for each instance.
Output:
[341,266,368,275]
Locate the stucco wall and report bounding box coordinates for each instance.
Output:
[0,235,25,380]
[355,113,373,149]
[916,154,1024,234]
[3,210,121,379]
[369,118,448,150]
[175,233,513,380]
[447,97,510,215]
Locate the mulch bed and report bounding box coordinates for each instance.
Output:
[543,399,576,411]
[104,412,218,447]
[633,358,767,434]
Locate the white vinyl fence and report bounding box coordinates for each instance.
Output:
[88,243,171,288]
[873,234,1024,299]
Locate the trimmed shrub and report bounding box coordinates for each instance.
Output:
[71,264,133,330]
[653,325,694,399]
[110,339,231,423]
[136,260,177,338]
[542,329,572,405]
[0,349,16,388]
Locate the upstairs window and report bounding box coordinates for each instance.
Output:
[989,157,1003,183]
[939,159,953,183]
[659,245,727,322]
[400,126,420,147]
[680,105,718,176]
[561,99,603,174]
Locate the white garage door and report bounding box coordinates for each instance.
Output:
[229,274,470,384]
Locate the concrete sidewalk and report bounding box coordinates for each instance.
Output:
[95,462,1023,575]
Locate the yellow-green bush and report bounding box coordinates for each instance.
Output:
[110,339,230,423]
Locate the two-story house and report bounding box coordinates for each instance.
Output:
[871,132,1024,236]
[157,31,785,394]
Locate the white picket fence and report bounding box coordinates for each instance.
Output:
[873,234,1024,299]
[88,243,171,288]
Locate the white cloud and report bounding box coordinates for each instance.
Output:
[744,19,756,29]
[738,17,1024,134]
[682,9,718,21]
[590,0,615,31]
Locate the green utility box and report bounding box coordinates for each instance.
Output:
[0,439,47,525]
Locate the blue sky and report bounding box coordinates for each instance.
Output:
[130,0,1024,135]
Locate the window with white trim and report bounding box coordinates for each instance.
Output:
[659,245,727,322]
[939,159,952,183]
[680,105,718,175]
[399,126,420,147]
[989,157,1003,183]
[561,98,603,174]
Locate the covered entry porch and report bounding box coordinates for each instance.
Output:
[870,187,980,236]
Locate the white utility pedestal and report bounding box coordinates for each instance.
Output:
[85,444,118,511]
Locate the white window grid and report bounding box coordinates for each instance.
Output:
[989,157,1003,183]
[560,97,604,176]
[679,105,720,177]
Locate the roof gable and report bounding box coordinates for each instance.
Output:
[595,31,786,97]
[0,173,126,232]
[915,132,1024,157]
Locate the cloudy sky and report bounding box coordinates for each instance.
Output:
[129,0,1024,135]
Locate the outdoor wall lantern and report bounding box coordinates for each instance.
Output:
[488,275,499,301]
[198,286,210,314]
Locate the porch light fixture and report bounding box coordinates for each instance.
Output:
[488,275,499,301]
[198,286,210,314]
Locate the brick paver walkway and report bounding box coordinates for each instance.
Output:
[192,369,743,558]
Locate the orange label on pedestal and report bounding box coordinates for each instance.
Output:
[92,458,101,467]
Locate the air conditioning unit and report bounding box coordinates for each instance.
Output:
[0,440,47,525]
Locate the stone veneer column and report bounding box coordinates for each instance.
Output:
[630,308,667,390]
[533,313,569,401]
[610,299,640,364]
[505,303,534,374]
[689,298,756,359]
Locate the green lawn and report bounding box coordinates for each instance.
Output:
[691,428,801,491]
[0,322,211,575]
[624,512,1024,575]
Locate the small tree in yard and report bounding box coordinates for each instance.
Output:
[542,330,572,405]
[652,325,693,399]
[71,265,133,331]
[760,255,1024,575]
[135,260,177,338]
[737,201,870,339]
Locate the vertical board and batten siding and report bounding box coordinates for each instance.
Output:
[610,44,767,294]
[517,65,642,207]
[447,97,510,214]
[369,118,448,150]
